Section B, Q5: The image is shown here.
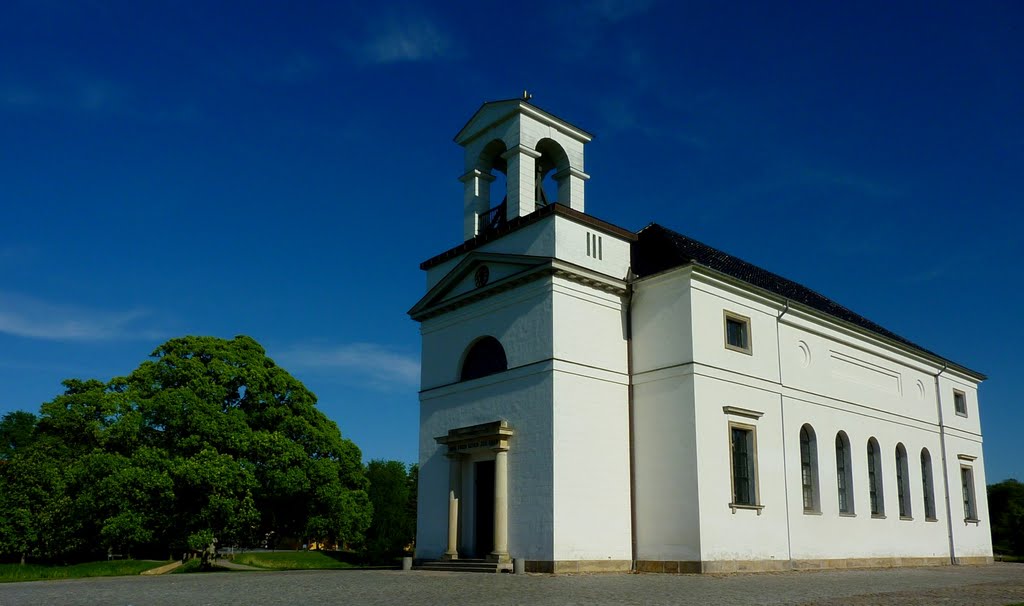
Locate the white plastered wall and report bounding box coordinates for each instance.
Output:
[417,279,557,561]
[550,275,631,561]
[631,268,701,560]
[685,271,990,563]
[633,369,701,561]
[417,367,554,561]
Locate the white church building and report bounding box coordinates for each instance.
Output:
[409,98,992,573]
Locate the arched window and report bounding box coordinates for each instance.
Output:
[799,425,819,512]
[459,336,508,382]
[835,432,854,514]
[921,448,936,520]
[867,438,884,517]
[895,443,911,518]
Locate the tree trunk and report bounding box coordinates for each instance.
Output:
[20,552,25,565]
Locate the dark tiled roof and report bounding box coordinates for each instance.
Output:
[632,223,983,379]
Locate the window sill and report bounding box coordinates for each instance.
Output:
[729,503,765,515]
[802,510,822,516]
[871,514,887,519]
[955,411,968,418]
[839,512,857,518]
[925,517,938,523]
[964,517,980,525]
[899,516,913,521]
[725,344,753,356]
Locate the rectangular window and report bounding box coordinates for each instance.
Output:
[724,311,752,355]
[730,423,758,506]
[961,466,977,521]
[954,390,968,417]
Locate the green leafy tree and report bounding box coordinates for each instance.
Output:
[0,411,37,460]
[364,460,416,561]
[988,479,1024,556]
[0,335,371,562]
[125,335,371,549]
[0,448,66,563]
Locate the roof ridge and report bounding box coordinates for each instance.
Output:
[632,223,983,378]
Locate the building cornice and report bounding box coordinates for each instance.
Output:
[420,203,635,270]
[410,256,627,322]
[644,263,986,383]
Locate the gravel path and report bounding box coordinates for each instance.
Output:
[0,562,1021,605]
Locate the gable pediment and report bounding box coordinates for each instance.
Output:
[408,252,551,321]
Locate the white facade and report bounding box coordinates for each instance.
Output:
[410,99,991,573]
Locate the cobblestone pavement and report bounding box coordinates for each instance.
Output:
[0,563,1022,606]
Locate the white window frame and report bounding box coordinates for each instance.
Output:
[836,431,855,516]
[799,425,820,514]
[895,443,912,520]
[728,421,762,513]
[961,465,979,523]
[953,389,968,417]
[723,310,752,355]
[921,448,937,521]
[867,438,885,518]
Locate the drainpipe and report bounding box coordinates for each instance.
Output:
[625,270,638,571]
[775,300,793,566]
[933,363,957,565]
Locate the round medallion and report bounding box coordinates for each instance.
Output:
[474,265,490,288]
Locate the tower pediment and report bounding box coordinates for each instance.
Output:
[408,252,551,321]
[454,99,593,146]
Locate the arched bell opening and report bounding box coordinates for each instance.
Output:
[477,139,508,233]
[534,138,570,208]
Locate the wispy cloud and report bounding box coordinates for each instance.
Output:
[0,292,163,341]
[277,342,419,389]
[350,13,455,64]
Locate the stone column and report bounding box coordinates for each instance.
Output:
[501,145,541,221]
[443,454,461,560]
[553,166,590,213]
[490,447,510,563]
[459,169,495,240]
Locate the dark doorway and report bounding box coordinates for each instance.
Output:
[474,460,495,557]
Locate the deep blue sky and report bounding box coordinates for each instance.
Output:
[1,1,1021,482]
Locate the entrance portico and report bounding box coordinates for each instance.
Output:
[435,420,514,566]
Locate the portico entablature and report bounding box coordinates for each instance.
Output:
[435,419,514,455]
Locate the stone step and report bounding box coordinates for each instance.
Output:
[414,558,503,573]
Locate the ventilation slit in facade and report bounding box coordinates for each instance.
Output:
[586,232,603,260]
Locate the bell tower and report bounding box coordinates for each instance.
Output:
[454,94,592,241]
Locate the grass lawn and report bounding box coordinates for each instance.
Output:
[232,551,356,570]
[0,560,169,583]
